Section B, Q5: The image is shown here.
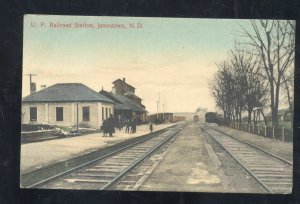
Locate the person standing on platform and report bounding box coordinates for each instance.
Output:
[129,119,133,134]
[106,114,115,137]
[131,118,136,134]
[102,119,108,137]
[125,119,130,133]
[150,122,153,133]
[117,116,122,131]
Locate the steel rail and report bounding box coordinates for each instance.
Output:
[99,126,184,190]
[201,126,274,193]
[26,127,171,188]
[209,126,293,166]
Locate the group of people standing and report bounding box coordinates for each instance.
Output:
[101,114,116,137]
[100,114,139,137]
[124,119,137,134]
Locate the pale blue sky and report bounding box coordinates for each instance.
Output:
[23,15,254,113]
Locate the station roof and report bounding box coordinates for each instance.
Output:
[99,90,146,113]
[124,91,142,100]
[23,83,113,103]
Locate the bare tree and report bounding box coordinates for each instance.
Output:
[210,45,269,127]
[229,45,269,125]
[282,68,294,122]
[240,20,295,127]
[210,61,235,122]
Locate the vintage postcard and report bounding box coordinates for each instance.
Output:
[21,15,294,193]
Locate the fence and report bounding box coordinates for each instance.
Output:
[228,122,293,142]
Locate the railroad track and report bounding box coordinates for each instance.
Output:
[33,123,186,190]
[202,125,292,194]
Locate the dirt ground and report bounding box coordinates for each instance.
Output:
[140,123,225,192]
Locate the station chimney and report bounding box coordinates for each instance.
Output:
[30,82,36,93]
[27,73,37,94]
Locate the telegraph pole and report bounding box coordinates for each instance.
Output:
[76,103,79,132]
[156,100,158,125]
[158,92,160,113]
[163,103,165,123]
[158,92,160,122]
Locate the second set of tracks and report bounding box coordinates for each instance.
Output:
[202,125,293,194]
[32,123,186,190]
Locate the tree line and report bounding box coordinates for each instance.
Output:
[210,20,295,127]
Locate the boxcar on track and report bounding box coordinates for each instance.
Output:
[205,112,218,123]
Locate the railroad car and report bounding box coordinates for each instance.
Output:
[193,115,199,122]
[205,112,218,123]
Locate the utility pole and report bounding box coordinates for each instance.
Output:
[76,103,79,132]
[158,92,160,122]
[163,103,165,123]
[156,100,158,124]
[26,74,37,94]
[158,93,160,112]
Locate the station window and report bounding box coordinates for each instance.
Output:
[82,107,90,121]
[105,107,108,119]
[56,107,63,121]
[30,107,37,121]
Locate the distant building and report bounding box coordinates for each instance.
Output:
[22,83,114,129]
[147,113,173,123]
[173,112,194,121]
[172,116,186,123]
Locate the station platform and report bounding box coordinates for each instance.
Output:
[20,123,174,174]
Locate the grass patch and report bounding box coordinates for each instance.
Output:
[54,125,73,132]
[246,121,292,129]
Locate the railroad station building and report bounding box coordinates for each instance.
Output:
[99,90,147,123]
[100,78,147,123]
[21,83,114,129]
[112,78,143,104]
